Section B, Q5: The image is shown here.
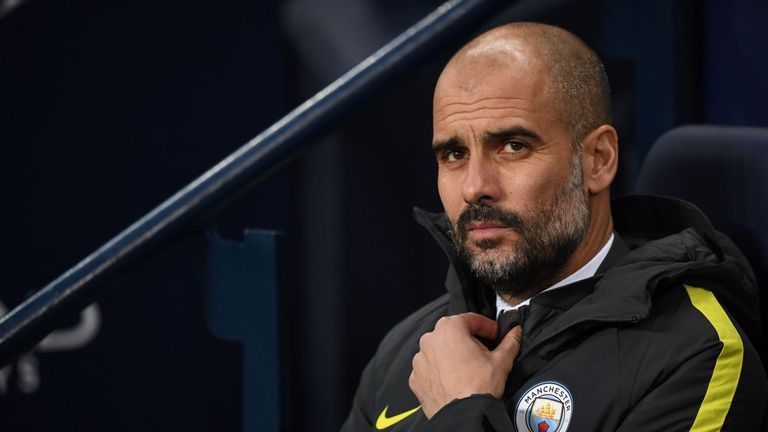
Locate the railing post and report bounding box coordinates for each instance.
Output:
[205,229,286,432]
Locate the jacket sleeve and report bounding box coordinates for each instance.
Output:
[425,395,514,431]
[340,358,376,431]
[616,341,766,431]
[617,287,768,431]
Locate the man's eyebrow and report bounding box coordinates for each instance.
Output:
[431,137,460,154]
[485,126,542,143]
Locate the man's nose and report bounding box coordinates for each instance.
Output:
[462,156,502,205]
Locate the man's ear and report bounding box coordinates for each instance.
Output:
[580,125,618,195]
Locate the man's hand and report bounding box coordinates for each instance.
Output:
[409,312,522,419]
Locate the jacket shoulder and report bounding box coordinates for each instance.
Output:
[617,283,768,431]
[623,282,753,367]
[374,293,451,362]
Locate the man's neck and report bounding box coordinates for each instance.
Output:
[497,233,615,312]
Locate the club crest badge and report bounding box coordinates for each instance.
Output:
[514,381,573,432]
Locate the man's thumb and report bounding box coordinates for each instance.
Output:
[494,326,522,361]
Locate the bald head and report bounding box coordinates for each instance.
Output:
[437,22,611,145]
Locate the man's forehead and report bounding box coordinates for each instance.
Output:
[434,45,550,111]
[430,29,565,141]
[432,96,538,132]
[432,62,550,127]
[459,37,534,67]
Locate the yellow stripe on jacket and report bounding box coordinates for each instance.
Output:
[684,285,744,432]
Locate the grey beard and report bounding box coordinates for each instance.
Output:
[450,154,590,298]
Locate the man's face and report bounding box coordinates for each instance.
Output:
[432,53,590,297]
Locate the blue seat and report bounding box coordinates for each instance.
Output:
[635,125,768,368]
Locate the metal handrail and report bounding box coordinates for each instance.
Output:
[0,0,510,365]
[0,0,30,20]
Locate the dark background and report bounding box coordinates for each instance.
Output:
[0,0,766,430]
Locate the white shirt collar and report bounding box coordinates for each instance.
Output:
[496,234,615,317]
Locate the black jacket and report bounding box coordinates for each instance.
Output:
[341,196,768,431]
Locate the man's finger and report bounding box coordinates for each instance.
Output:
[493,326,522,365]
[459,312,498,340]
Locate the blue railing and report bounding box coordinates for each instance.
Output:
[0,0,511,365]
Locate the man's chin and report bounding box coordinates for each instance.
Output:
[466,245,516,266]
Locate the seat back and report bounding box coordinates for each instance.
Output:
[635,124,768,366]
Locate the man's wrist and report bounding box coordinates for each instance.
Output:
[426,394,512,430]
[430,393,497,421]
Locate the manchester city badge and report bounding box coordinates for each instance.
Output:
[514,381,573,432]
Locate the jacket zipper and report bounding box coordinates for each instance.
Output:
[518,315,641,362]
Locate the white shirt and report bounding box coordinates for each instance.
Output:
[496,234,615,318]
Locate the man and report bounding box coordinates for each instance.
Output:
[342,22,767,431]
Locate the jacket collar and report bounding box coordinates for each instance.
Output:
[412,208,496,317]
[413,195,759,353]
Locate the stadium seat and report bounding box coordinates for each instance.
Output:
[635,125,768,367]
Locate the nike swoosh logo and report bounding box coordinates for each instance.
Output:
[375,404,421,430]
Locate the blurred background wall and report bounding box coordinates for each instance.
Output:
[0,0,766,430]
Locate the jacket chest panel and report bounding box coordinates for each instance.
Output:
[372,344,425,431]
[509,328,623,432]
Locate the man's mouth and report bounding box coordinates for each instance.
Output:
[465,221,512,239]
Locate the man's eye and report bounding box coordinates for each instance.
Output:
[444,149,467,162]
[502,141,525,153]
